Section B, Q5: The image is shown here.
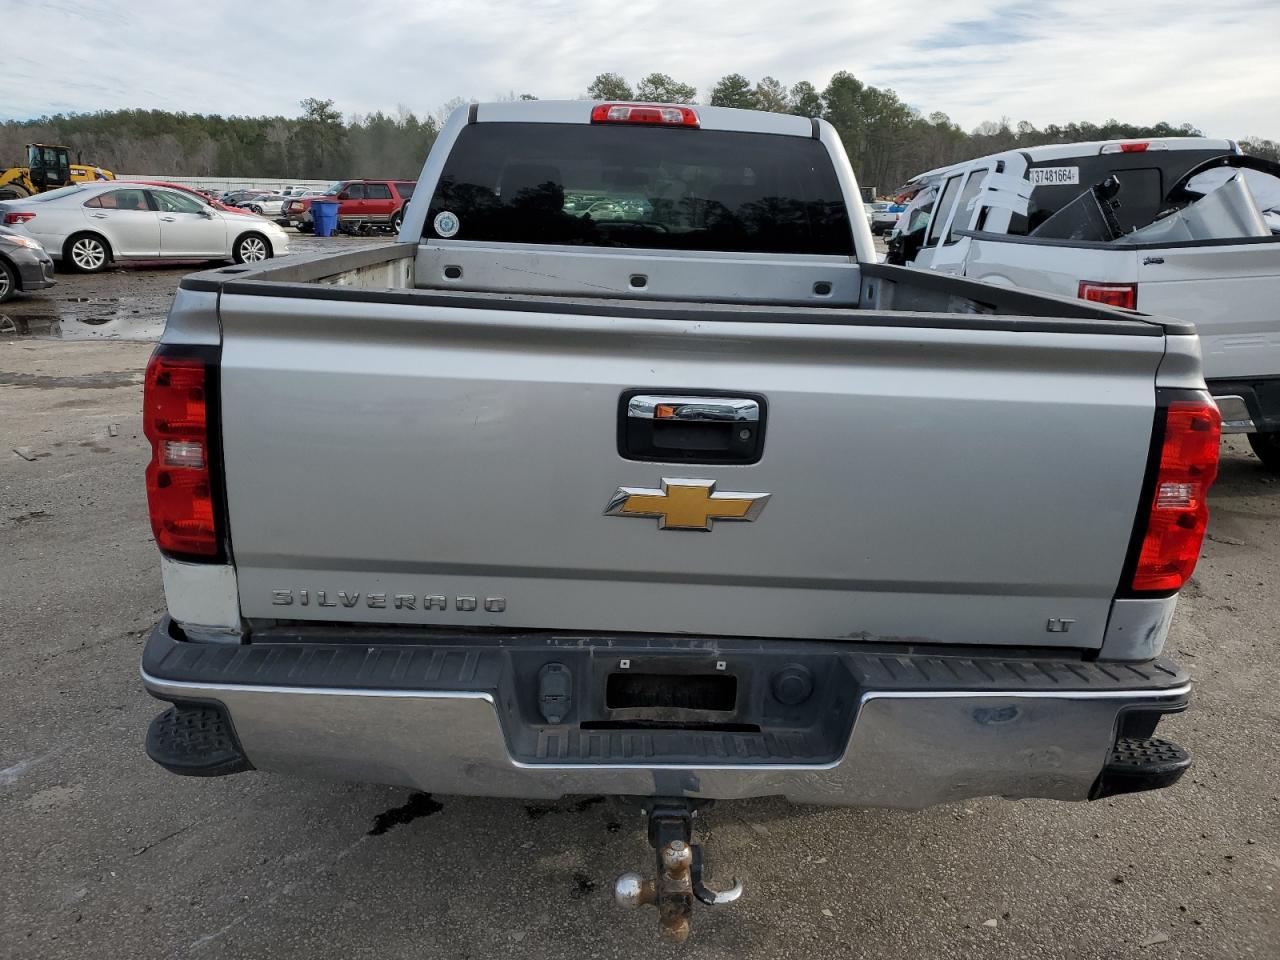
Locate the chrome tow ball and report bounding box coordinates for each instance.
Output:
[614,800,743,942]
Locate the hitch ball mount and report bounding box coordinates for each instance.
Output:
[613,799,742,942]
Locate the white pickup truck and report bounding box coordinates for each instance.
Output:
[888,137,1280,470]
[139,102,1217,940]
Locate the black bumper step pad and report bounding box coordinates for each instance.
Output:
[1092,736,1190,799]
[146,703,253,778]
[143,618,1189,695]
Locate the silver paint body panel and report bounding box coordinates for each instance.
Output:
[215,290,1165,646]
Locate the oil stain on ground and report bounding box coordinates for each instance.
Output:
[367,792,444,836]
[524,795,607,821]
[7,510,52,525]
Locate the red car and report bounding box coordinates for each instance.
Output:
[117,181,258,217]
[282,180,416,233]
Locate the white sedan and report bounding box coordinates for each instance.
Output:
[0,182,289,272]
[241,194,288,217]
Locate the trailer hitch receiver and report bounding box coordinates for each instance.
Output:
[614,799,742,942]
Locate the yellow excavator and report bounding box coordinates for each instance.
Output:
[0,143,115,200]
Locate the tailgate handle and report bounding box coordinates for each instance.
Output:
[620,394,765,464]
[627,396,760,424]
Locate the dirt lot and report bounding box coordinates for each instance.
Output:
[2,252,1278,960]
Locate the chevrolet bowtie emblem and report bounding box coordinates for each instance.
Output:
[604,478,771,531]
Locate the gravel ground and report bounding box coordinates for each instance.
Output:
[1,249,1277,959]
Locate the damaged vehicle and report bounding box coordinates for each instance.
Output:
[140,104,1215,941]
[888,138,1280,470]
[0,224,55,303]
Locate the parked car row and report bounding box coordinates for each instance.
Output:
[241,194,289,217]
[0,181,290,274]
[0,175,420,290]
[218,185,322,207]
[279,179,416,233]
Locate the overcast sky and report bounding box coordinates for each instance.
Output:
[2,0,1277,138]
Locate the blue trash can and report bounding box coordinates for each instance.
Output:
[311,200,340,237]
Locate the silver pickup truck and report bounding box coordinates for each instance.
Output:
[140,100,1218,939]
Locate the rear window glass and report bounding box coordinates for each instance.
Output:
[396,181,416,199]
[366,183,392,200]
[425,122,853,255]
[1009,149,1232,235]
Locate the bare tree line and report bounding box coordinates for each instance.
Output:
[3,73,1275,191]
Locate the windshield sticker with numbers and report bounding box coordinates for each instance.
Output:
[1027,167,1080,187]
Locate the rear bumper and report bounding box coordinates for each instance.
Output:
[141,619,1191,808]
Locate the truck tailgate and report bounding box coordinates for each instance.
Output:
[217,292,1164,648]
[1136,240,1280,380]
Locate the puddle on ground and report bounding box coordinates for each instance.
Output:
[0,313,164,342]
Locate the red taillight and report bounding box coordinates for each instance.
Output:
[1131,399,1220,592]
[144,350,221,559]
[1120,142,1149,153]
[3,212,35,224]
[1079,280,1137,310]
[590,103,699,127]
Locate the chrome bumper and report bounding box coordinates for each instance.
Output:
[1214,395,1255,434]
[142,672,1189,808]
[141,622,1190,809]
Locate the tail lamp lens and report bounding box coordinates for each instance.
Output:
[1078,281,1137,310]
[144,351,220,558]
[1131,400,1220,592]
[3,212,36,225]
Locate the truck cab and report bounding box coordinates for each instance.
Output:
[26,144,73,192]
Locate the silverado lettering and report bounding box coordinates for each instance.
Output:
[271,589,505,612]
